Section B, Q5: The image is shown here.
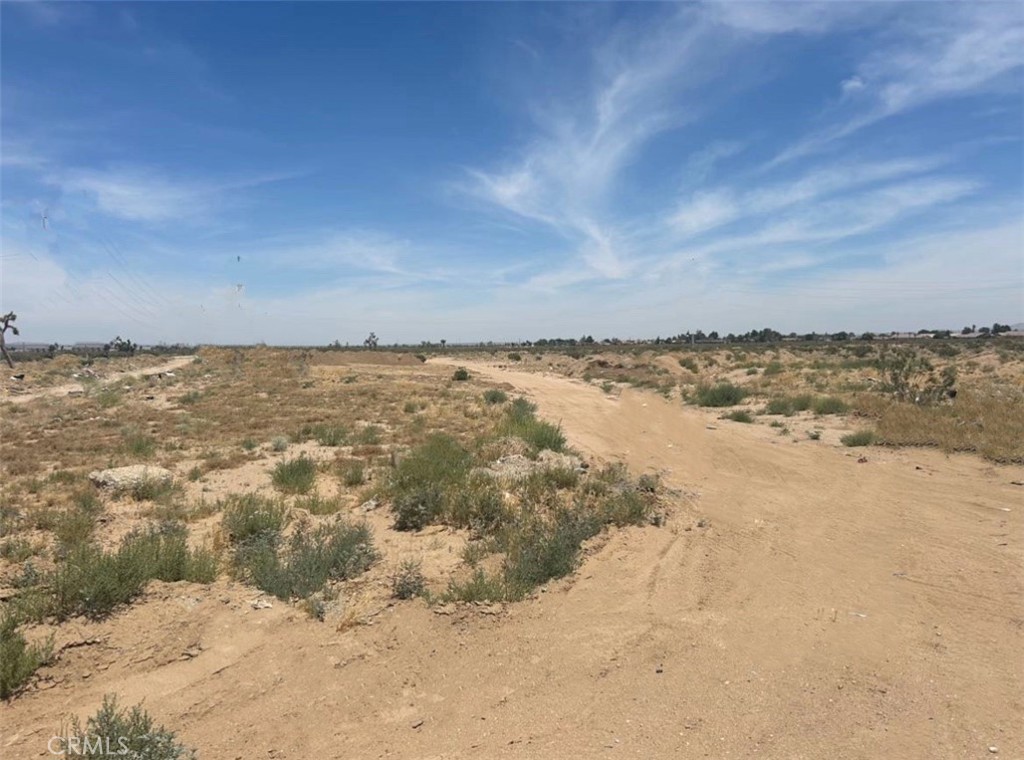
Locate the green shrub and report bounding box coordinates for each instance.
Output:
[123,431,156,459]
[271,436,289,452]
[237,518,377,601]
[790,394,814,412]
[507,353,522,362]
[445,476,507,535]
[391,434,471,495]
[598,490,653,526]
[726,410,754,423]
[353,425,382,445]
[302,424,348,447]
[537,467,579,490]
[271,456,317,495]
[694,382,747,407]
[392,485,446,532]
[841,430,875,447]
[129,477,178,503]
[62,694,196,759]
[51,525,217,621]
[391,559,426,600]
[483,389,508,405]
[443,568,507,603]
[223,494,288,545]
[294,492,343,516]
[241,438,258,451]
[0,611,52,699]
[766,398,792,415]
[495,399,565,453]
[678,357,699,373]
[763,361,784,376]
[502,507,601,598]
[745,367,759,376]
[807,430,822,440]
[452,367,470,381]
[812,396,849,415]
[52,492,103,553]
[0,537,37,563]
[339,460,365,487]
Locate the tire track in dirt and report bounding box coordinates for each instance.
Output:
[4,358,1021,759]
[434,358,1024,758]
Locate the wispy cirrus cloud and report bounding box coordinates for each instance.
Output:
[462,6,739,284]
[766,3,1024,166]
[54,165,299,224]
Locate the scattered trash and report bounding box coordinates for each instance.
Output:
[250,598,273,610]
[857,456,868,463]
[705,425,717,430]
[10,373,24,381]
[848,611,868,618]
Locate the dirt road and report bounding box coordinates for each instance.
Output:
[4,359,1021,759]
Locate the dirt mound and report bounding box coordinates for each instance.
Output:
[312,351,425,367]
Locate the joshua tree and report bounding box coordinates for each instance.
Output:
[0,311,19,369]
[364,332,379,349]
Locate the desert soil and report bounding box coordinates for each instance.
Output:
[3,358,1021,759]
[4,356,196,405]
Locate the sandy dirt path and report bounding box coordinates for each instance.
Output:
[3,358,1021,759]
[4,355,195,405]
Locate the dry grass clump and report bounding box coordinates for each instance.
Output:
[855,383,1024,462]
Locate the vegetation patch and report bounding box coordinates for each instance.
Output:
[494,398,566,453]
[271,456,317,495]
[694,382,747,407]
[48,524,217,621]
[483,389,508,405]
[840,430,875,447]
[232,518,377,601]
[812,396,849,415]
[62,695,196,759]
[0,612,52,699]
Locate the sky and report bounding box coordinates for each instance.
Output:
[1,1,1022,345]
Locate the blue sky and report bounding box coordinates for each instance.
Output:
[2,1,1022,345]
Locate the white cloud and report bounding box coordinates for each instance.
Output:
[463,7,733,284]
[840,76,865,96]
[768,3,1024,166]
[668,191,739,237]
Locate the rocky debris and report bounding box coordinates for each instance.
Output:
[359,498,380,513]
[536,449,585,471]
[89,465,173,492]
[475,449,585,484]
[250,598,273,610]
[478,436,532,461]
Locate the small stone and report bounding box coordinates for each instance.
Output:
[988,747,998,754]
[411,719,424,729]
